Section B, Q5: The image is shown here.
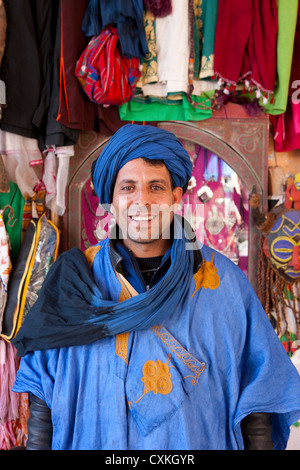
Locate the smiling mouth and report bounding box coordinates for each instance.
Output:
[129,215,156,222]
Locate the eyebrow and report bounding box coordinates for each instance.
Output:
[117,178,170,186]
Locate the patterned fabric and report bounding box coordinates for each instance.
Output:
[214,0,278,97]
[0,211,11,331]
[75,27,141,106]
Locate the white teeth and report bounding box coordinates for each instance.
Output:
[131,215,154,221]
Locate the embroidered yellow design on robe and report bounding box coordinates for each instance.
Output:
[191,252,220,298]
[151,325,205,385]
[115,272,139,363]
[116,332,129,365]
[135,354,173,404]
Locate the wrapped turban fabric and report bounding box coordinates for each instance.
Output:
[91,124,193,206]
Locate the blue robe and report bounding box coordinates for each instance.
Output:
[13,239,300,450]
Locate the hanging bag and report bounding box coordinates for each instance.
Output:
[0,213,59,342]
[75,26,141,106]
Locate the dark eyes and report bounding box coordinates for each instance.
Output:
[120,185,164,191]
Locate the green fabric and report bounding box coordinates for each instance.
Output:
[264,0,298,115]
[119,93,213,122]
[193,8,201,78]
[0,182,24,262]
[199,0,219,79]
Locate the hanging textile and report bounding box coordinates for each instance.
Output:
[0,0,57,148]
[0,153,9,193]
[0,131,42,198]
[0,213,29,450]
[192,0,219,96]
[21,191,45,241]
[195,0,219,80]
[213,0,278,102]
[137,9,158,87]
[119,93,212,121]
[264,0,298,115]
[0,182,23,264]
[141,0,190,98]
[43,145,74,216]
[75,27,141,106]
[81,0,148,59]
[54,0,123,136]
[269,1,300,150]
[143,0,172,17]
[0,209,11,331]
[0,0,6,119]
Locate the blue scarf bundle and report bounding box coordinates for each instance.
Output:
[13,125,197,356]
[12,216,200,357]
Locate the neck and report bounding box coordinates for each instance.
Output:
[121,237,171,258]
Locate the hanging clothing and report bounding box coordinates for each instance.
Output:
[54,0,123,136]
[81,0,148,59]
[0,0,58,147]
[269,1,300,149]
[0,209,11,331]
[43,145,74,216]
[143,0,172,17]
[142,0,190,98]
[213,0,278,98]
[135,8,158,87]
[264,0,298,115]
[0,131,42,198]
[0,182,24,263]
[195,0,219,80]
[119,92,213,122]
[12,237,300,449]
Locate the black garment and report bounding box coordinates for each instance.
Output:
[241,413,274,450]
[26,395,52,450]
[136,255,164,287]
[0,0,58,144]
[26,396,274,450]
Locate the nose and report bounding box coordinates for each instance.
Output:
[135,186,151,207]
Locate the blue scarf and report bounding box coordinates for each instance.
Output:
[12,216,201,357]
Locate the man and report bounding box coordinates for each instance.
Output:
[12,124,300,450]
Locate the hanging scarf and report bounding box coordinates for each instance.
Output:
[214,0,278,97]
[12,215,201,357]
[81,0,148,59]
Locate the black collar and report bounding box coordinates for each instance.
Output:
[108,218,203,275]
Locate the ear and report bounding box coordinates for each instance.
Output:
[172,187,183,209]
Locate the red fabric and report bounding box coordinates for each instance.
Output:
[75,27,141,106]
[214,0,278,94]
[289,2,300,96]
[270,4,300,152]
[57,0,97,131]
[270,100,300,152]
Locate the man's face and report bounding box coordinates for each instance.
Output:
[111,158,183,256]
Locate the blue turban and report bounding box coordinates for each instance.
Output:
[91,124,193,205]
